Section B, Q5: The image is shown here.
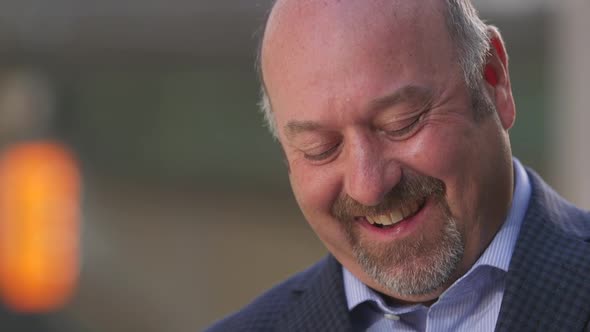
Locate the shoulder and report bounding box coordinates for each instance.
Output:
[204,276,299,332]
[498,168,590,331]
[526,168,590,241]
[204,256,333,332]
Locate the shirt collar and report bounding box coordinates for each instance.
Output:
[343,158,532,311]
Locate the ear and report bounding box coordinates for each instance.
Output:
[483,26,516,130]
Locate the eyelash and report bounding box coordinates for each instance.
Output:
[303,143,341,161]
[383,114,424,138]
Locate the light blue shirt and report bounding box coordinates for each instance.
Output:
[343,159,532,332]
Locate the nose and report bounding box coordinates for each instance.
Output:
[343,134,401,206]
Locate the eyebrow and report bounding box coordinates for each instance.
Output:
[283,85,434,139]
[284,120,324,140]
[369,85,434,112]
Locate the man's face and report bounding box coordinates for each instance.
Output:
[262,0,514,302]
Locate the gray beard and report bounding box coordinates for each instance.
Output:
[350,207,464,297]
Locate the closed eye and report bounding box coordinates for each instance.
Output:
[382,113,425,139]
[303,143,341,161]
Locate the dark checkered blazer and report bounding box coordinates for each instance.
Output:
[206,169,590,332]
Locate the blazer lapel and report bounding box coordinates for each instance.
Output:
[278,255,354,332]
[495,171,590,332]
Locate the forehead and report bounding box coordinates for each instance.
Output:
[262,0,450,69]
[261,0,458,133]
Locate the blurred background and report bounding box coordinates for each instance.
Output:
[0,0,588,331]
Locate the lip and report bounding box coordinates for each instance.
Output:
[355,197,430,240]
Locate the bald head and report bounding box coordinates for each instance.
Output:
[262,0,444,84]
[263,0,435,57]
[258,0,492,138]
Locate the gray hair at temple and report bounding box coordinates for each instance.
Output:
[257,0,494,139]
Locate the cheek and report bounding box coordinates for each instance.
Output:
[406,124,474,180]
[404,124,480,215]
[288,162,352,248]
[288,161,342,219]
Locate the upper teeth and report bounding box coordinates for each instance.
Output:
[366,200,421,226]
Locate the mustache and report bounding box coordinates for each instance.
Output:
[331,172,445,222]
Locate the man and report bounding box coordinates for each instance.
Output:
[207,0,590,331]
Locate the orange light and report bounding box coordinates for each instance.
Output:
[0,141,81,313]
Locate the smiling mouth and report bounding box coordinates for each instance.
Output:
[362,198,426,229]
